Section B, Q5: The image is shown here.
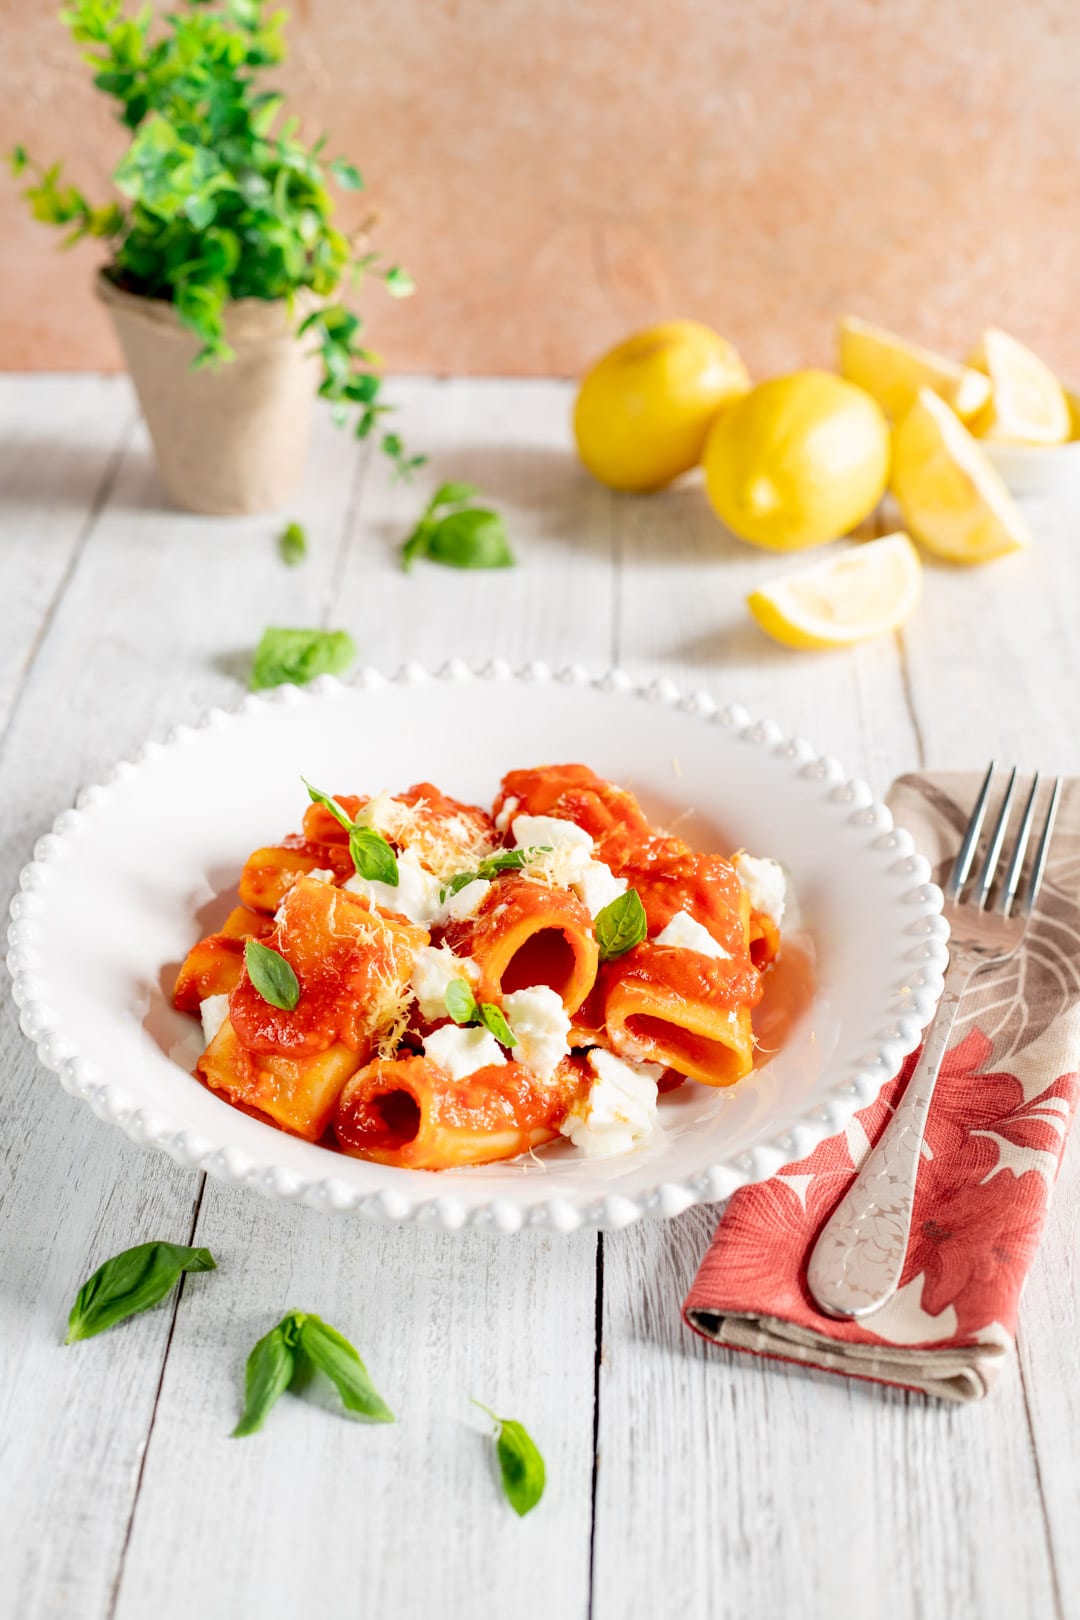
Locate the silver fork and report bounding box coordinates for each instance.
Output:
[807,764,1063,1320]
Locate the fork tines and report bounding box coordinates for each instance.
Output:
[945,762,1063,915]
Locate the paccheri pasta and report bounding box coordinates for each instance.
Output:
[173,765,787,1167]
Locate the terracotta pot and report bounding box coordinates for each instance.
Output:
[96,272,321,515]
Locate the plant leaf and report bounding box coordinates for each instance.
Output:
[595,889,647,962]
[233,1317,298,1437]
[244,938,300,1011]
[329,157,363,191]
[348,826,399,886]
[250,627,356,691]
[298,1315,394,1422]
[480,1002,518,1049]
[278,520,307,566]
[473,1402,546,1516]
[66,1241,216,1344]
[444,978,479,1025]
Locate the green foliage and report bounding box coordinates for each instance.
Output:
[10,0,419,475]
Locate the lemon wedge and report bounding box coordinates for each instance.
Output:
[838,315,990,423]
[891,388,1030,564]
[966,328,1071,446]
[746,533,922,650]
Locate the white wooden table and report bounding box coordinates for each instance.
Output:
[2,374,1078,1620]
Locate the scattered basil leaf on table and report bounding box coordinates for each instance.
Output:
[400,484,516,573]
[473,1401,546,1516]
[302,778,400,886]
[278,520,307,567]
[445,979,479,1025]
[66,1241,216,1344]
[480,1002,519,1049]
[234,1310,393,1437]
[299,1316,394,1421]
[595,888,648,962]
[244,938,300,1011]
[233,1316,300,1437]
[249,627,356,692]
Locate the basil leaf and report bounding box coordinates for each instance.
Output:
[66,1241,216,1344]
[298,1315,394,1422]
[430,481,478,511]
[250,627,356,691]
[245,938,300,1011]
[441,870,478,900]
[349,825,399,886]
[445,979,479,1025]
[233,1316,299,1437]
[301,776,355,835]
[400,526,431,573]
[480,1002,518,1049]
[278,520,307,567]
[425,508,515,571]
[474,1402,545,1516]
[595,888,647,962]
[477,846,552,878]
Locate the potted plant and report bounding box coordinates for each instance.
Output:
[9,0,419,515]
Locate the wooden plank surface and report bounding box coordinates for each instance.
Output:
[0,376,1075,1620]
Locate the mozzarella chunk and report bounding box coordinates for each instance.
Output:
[560,1048,664,1159]
[511,812,624,917]
[423,1023,507,1082]
[443,877,491,922]
[307,867,336,884]
[411,944,481,1021]
[512,813,594,853]
[576,860,628,918]
[502,985,571,1083]
[344,846,443,928]
[494,795,520,833]
[734,852,787,926]
[654,909,730,960]
[200,993,230,1047]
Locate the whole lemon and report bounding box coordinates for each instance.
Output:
[574,321,750,492]
[703,370,890,550]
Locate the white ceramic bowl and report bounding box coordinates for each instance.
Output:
[7,663,948,1233]
[982,390,1080,501]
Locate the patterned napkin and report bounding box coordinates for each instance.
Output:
[683,772,1080,1401]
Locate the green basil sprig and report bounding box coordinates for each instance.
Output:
[595,888,647,962]
[66,1241,216,1344]
[473,1401,546,1516]
[250,627,356,692]
[444,982,519,1049]
[440,845,552,902]
[278,520,307,567]
[244,938,300,1011]
[234,1310,393,1437]
[303,778,399,886]
[400,483,516,573]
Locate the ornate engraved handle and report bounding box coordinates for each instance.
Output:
[806,953,977,1319]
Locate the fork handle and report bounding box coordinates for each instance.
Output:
[806,954,977,1319]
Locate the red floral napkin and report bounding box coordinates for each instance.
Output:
[683,772,1080,1401]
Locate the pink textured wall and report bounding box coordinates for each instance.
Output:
[2,0,1077,379]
